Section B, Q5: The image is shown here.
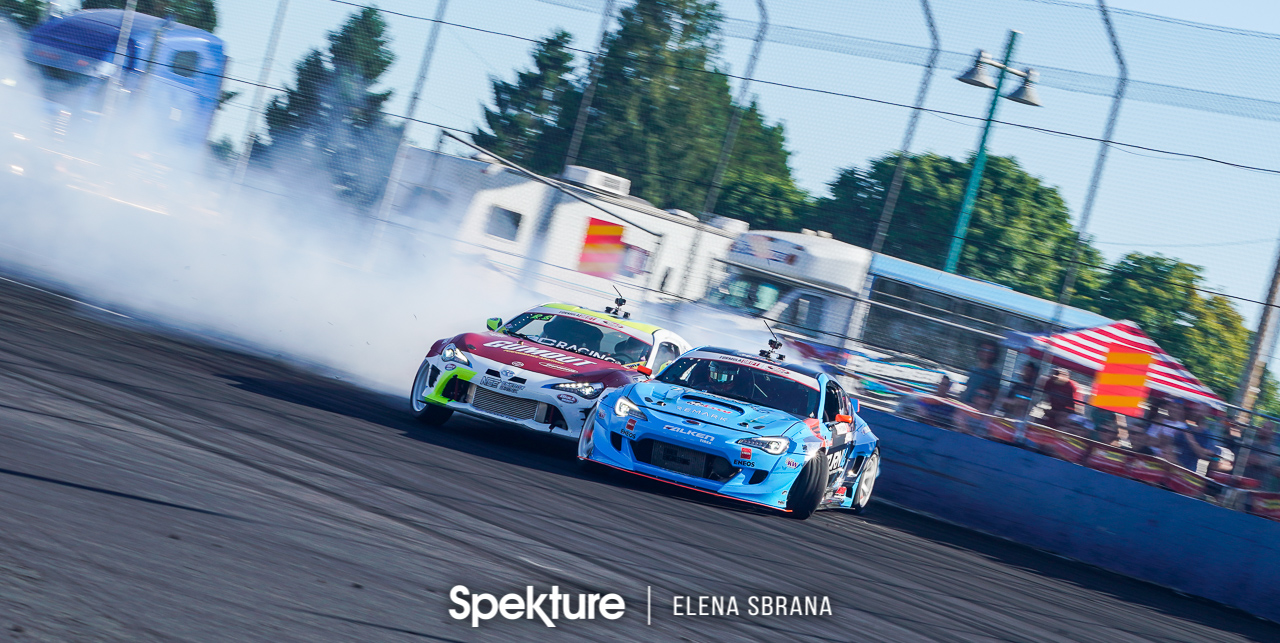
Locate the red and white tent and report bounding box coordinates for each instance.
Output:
[1026,320,1223,407]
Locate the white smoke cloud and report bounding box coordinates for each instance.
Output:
[0,22,544,396]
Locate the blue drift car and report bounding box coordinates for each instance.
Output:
[577,347,880,519]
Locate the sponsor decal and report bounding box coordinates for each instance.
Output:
[540,362,579,373]
[625,418,637,430]
[501,368,516,379]
[621,427,637,440]
[557,393,579,404]
[663,424,715,444]
[784,458,800,469]
[482,340,597,367]
[740,447,752,460]
[836,486,847,496]
[511,361,524,367]
[449,585,625,628]
[733,459,755,468]
[597,410,606,420]
[684,400,731,413]
[443,363,457,371]
[481,375,524,394]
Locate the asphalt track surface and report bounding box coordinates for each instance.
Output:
[1,276,1278,643]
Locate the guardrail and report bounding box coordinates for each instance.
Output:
[893,394,1280,522]
[863,407,1280,623]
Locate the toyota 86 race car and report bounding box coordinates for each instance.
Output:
[577,347,880,519]
[410,303,692,439]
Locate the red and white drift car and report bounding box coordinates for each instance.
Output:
[410,303,692,439]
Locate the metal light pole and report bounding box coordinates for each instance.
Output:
[871,0,939,255]
[944,30,1041,273]
[228,0,290,202]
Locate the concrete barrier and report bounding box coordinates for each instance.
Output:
[864,408,1280,623]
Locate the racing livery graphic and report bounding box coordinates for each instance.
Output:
[577,347,880,519]
[410,303,692,439]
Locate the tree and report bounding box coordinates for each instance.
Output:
[473,30,575,175]
[1096,253,1253,400]
[812,152,1105,304]
[715,170,810,231]
[476,0,797,214]
[81,1,217,32]
[263,7,398,208]
[0,0,47,29]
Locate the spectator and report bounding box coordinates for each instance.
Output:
[1151,403,1187,461]
[1173,403,1218,472]
[1092,415,1120,446]
[958,388,997,436]
[960,341,1002,405]
[1242,420,1280,492]
[934,374,953,398]
[925,375,956,427]
[1063,412,1094,438]
[1128,421,1159,456]
[1042,368,1079,415]
[1006,362,1038,404]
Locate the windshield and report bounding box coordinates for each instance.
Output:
[502,312,652,365]
[655,357,820,419]
[706,272,790,316]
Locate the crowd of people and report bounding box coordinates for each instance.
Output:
[899,340,1280,494]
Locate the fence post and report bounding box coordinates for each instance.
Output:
[676,0,769,299]
[228,0,290,206]
[1025,0,1127,420]
[870,0,939,255]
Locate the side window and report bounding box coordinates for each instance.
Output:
[822,383,842,422]
[783,294,826,335]
[485,207,522,241]
[652,342,681,370]
[171,50,200,78]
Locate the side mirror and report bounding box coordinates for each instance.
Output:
[835,414,853,424]
[636,365,653,376]
[486,317,502,331]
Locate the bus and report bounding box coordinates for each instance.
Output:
[25,9,226,146]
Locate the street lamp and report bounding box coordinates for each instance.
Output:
[943,31,1042,273]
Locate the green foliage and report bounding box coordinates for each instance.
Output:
[263,7,399,208]
[0,0,47,29]
[208,135,234,163]
[475,0,796,214]
[81,1,217,32]
[715,170,810,231]
[812,152,1104,305]
[473,30,576,175]
[1096,253,1252,400]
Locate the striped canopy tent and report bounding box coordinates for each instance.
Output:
[1023,320,1223,412]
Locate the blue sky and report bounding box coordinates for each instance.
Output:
[200,0,1280,337]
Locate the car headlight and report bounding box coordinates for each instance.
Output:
[736,437,791,455]
[552,381,605,400]
[613,395,648,420]
[441,343,470,366]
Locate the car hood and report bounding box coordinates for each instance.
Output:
[456,332,638,386]
[628,381,804,435]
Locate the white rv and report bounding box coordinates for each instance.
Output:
[652,230,1112,391]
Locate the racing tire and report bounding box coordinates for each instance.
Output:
[410,361,453,426]
[848,450,879,515]
[786,450,827,520]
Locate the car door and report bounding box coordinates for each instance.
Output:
[820,380,855,483]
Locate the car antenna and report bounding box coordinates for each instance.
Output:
[760,320,785,361]
[605,285,631,319]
